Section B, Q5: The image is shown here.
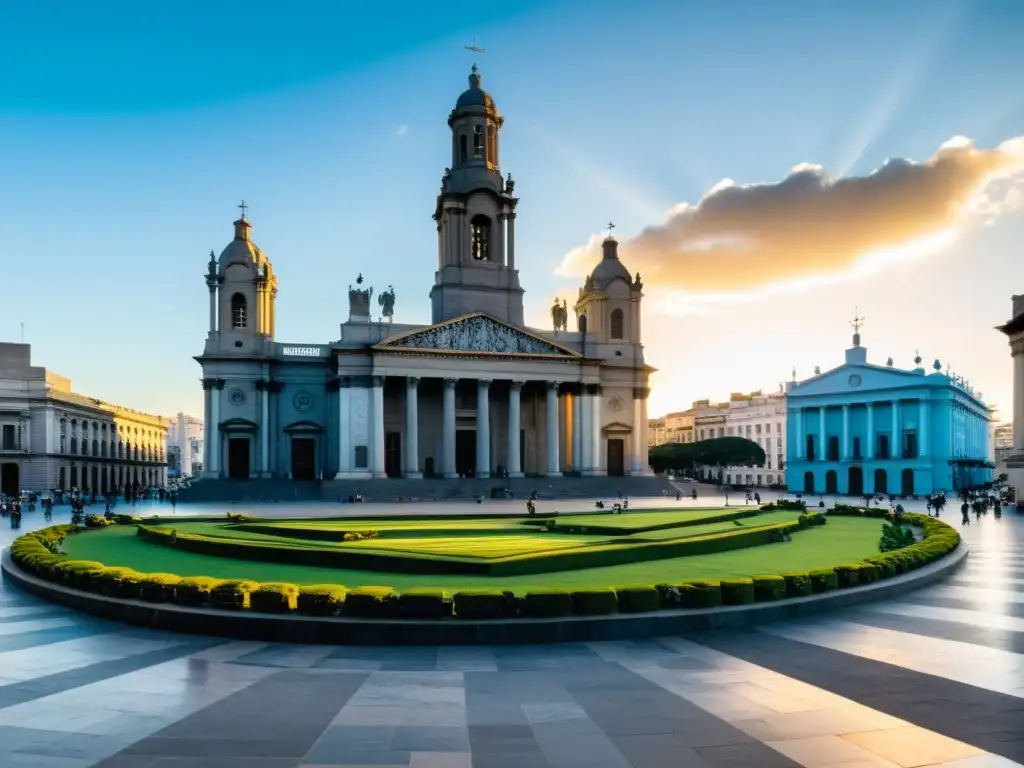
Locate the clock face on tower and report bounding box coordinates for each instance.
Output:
[848,374,862,388]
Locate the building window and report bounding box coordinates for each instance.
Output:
[878,434,890,459]
[776,423,781,433]
[852,436,861,460]
[806,435,816,461]
[459,134,467,163]
[231,293,247,329]
[755,424,762,435]
[487,124,497,166]
[1,424,14,450]
[92,439,99,457]
[470,215,490,261]
[745,425,751,436]
[610,308,624,339]
[765,437,772,451]
[473,125,484,158]
[756,474,762,485]
[904,431,918,459]
[827,436,839,461]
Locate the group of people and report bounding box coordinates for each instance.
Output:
[1,483,183,529]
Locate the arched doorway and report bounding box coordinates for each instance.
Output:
[848,466,863,496]
[825,469,838,494]
[901,468,914,496]
[874,468,888,495]
[803,471,815,494]
[0,463,19,498]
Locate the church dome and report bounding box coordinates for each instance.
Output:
[588,237,632,289]
[218,216,272,275]
[455,66,496,111]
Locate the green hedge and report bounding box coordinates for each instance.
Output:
[133,518,804,578]
[8,513,960,621]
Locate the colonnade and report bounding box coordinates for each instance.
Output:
[335,376,649,479]
[794,400,930,461]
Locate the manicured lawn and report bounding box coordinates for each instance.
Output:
[62,516,883,591]
[343,534,597,558]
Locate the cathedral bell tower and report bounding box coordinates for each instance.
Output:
[430,64,524,326]
[205,205,278,355]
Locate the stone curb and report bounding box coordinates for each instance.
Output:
[0,544,968,645]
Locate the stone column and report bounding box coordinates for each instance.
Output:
[442,378,457,478]
[919,400,929,458]
[818,405,826,460]
[405,377,421,478]
[209,380,222,477]
[1014,338,1024,450]
[544,382,559,477]
[496,212,508,267]
[866,403,875,459]
[795,408,804,459]
[334,379,352,478]
[476,379,491,478]
[632,394,644,473]
[841,405,849,460]
[370,376,386,479]
[892,400,900,458]
[572,390,583,472]
[508,381,524,478]
[260,381,270,477]
[507,212,516,270]
[590,385,604,475]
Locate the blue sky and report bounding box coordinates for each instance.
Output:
[1,0,1023,420]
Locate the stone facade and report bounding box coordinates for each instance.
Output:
[0,343,168,496]
[195,67,653,483]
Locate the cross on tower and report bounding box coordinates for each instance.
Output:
[238,200,248,219]
[606,221,616,239]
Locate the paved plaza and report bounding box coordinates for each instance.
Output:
[0,498,1021,767]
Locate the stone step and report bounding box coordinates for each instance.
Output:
[176,475,676,504]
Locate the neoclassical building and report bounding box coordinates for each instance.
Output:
[0,343,168,496]
[785,325,993,497]
[196,66,653,483]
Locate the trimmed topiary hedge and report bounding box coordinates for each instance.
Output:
[8,511,960,622]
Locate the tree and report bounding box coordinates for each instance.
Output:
[649,437,766,479]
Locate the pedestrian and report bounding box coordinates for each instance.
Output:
[961,502,970,526]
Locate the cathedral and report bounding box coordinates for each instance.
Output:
[196,65,653,483]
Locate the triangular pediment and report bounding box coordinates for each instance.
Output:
[792,364,930,397]
[374,313,580,357]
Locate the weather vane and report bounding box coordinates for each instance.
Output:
[606,221,616,238]
[850,306,865,335]
[238,200,248,219]
[465,36,486,55]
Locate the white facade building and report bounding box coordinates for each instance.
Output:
[195,65,654,483]
[167,413,204,476]
[0,343,169,496]
[723,392,787,487]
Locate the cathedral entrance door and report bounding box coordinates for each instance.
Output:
[291,438,315,481]
[455,430,476,477]
[385,432,402,478]
[228,438,251,480]
[607,439,625,476]
[0,463,18,498]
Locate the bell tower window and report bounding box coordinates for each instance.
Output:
[459,135,467,164]
[473,125,484,159]
[231,293,248,329]
[610,308,624,339]
[470,215,491,261]
[487,125,497,167]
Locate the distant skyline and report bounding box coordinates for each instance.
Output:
[1,0,1022,420]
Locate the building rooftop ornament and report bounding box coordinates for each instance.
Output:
[914,350,922,366]
[551,298,568,331]
[814,365,821,375]
[505,173,515,193]
[850,307,865,348]
[886,357,894,367]
[606,221,616,239]
[933,359,942,371]
[791,366,797,381]
[378,285,396,323]
[348,273,373,322]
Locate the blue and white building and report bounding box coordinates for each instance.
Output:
[785,327,993,497]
